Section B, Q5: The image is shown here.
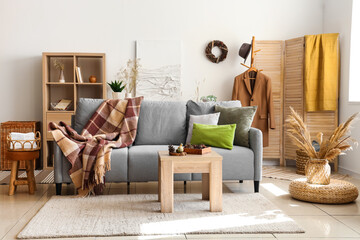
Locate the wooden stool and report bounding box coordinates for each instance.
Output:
[7,151,38,195]
[6,131,41,196]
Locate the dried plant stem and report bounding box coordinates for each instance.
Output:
[286,107,358,162]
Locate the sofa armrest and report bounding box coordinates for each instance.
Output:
[53,142,63,184]
[249,127,263,181]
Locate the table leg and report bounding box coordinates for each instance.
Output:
[9,161,19,196]
[160,161,173,213]
[14,160,19,192]
[26,160,36,194]
[202,173,209,200]
[210,161,222,212]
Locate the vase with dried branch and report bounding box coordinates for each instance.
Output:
[194,78,206,102]
[53,59,65,83]
[286,107,358,185]
[115,59,140,98]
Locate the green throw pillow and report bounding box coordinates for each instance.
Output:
[191,123,236,150]
[214,105,257,147]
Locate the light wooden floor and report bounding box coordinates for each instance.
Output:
[1,176,360,240]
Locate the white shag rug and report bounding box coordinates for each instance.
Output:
[18,193,304,239]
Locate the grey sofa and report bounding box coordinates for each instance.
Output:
[54,99,263,195]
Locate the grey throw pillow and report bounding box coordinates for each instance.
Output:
[134,100,187,145]
[215,105,257,147]
[74,98,104,133]
[186,100,241,128]
[186,112,220,143]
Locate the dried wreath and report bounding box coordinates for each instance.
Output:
[205,40,228,63]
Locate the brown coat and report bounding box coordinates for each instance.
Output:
[232,70,275,147]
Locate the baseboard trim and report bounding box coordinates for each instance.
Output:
[338,167,360,179]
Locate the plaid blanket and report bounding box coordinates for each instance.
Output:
[49,97,143,196]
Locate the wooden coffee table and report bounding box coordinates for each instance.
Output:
[158,151,223,213]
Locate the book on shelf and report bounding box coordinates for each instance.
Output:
[53,99,72,110]
[75,66,83,83]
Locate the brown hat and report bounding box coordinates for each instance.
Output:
[239,43,252,63]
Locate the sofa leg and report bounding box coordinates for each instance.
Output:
[254,181,260,193]
[239,180,243,183]
[56,183,62,195]
[184,181,187,185]
[127,182,130,194]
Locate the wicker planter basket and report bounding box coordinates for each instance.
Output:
[296,149,309,175]
[305,159,331,185]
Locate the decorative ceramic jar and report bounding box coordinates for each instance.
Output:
[305,159,331,185]
[89,75,97,83]
[125,93,132,98]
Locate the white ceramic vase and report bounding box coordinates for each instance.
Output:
[125,93,133,99]
[59,70,65,83]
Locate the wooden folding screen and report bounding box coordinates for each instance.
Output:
[283,37,305,162]
[283,37,339,171]
[253,37,338,170]
[253,41,284,164]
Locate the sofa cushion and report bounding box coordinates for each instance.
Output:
[134,101,187,145]
[74,98,104,133]
[186,112,220,143]
[191,123,236,150]
[186,100,241,128]
[215,105,257,148]
[60,146,128,183]
[128,145,191,182]
[192,145,254,180]
[105,148,128,182]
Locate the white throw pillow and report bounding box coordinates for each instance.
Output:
[186,112,220,143]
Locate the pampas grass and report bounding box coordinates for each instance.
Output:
[115,58,140,94]
[286,107,358,162]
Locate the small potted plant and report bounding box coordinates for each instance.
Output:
[53,59,65,83]
[200,95,217,102]
[108,80,126,99]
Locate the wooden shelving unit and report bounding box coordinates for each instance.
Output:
[42,52,106,169]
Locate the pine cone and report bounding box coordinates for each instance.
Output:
[185,143,192,149]
[168,145,175,153]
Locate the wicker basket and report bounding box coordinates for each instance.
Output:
[7,131,41,152]
[305,159,331,185]
[296,149,309,175]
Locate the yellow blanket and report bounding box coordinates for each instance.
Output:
[304,33,339,111]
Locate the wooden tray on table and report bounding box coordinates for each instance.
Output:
[184,147,211,155]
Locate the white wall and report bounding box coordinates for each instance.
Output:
[0,0,324,124]
[323,0,360,176]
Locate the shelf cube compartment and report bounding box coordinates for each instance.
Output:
[76,57,104,83]
[47,56,74,83]
[46,84,75,111]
